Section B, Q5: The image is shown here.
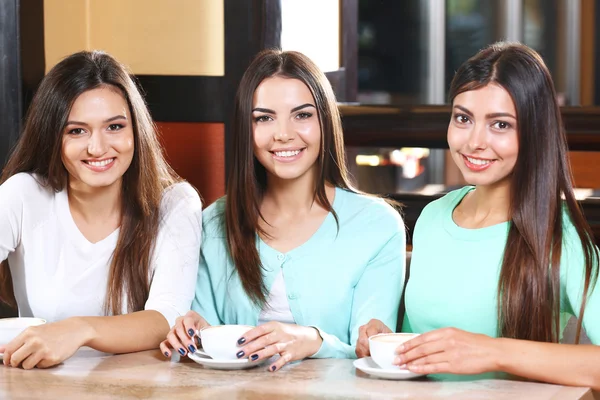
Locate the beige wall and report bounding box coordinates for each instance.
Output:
[44,0,89,68]
[44,0,224,76]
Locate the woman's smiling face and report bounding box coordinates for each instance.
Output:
[251,76,321,182]
[448,83,519,188]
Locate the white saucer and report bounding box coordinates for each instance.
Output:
[188,350,267,370]
[353,357,425,380]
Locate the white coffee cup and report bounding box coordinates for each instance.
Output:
[0,317,47,345]
[199,325,253,360]
[368,332,420,370]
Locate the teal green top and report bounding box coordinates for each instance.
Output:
[193,187,406,359]
[403,186,600,344]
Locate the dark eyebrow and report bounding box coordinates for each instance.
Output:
[290,103,315,113]
[454,105,515,120]
[453,105,473,117]
[65,115,127,126]
[252,104,316,114]
[485,112,516,119]
[252,107,275,114]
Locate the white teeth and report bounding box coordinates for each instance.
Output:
[86,158,114,167]
[466,156,491,166]
[274,150,301,158]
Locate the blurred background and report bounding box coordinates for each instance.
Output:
[353,0,599,197]
[1,0,599,245]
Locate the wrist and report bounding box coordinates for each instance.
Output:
[69,317,97,347]
[491,337,511,372]
[307,326,323,356]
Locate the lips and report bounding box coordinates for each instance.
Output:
[464,155,492,166]
[273,149,301,157]
[83,158,115,167]
[82,157,116,172]
[461,154,495,171]
[270,147,306,156]
[270,148,306,163]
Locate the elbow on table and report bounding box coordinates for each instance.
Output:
[589,375,600,392]
[575,368,600,392]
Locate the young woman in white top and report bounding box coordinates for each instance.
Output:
[0,51,202,369]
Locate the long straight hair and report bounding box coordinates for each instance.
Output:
[0,51,180,315]
[226,49,356,306]
[449,42,598,343]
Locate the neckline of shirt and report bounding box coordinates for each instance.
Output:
[258,187,345,267]
[442,186,510,241]
[56,188,121,250]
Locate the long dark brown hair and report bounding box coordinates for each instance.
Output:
[226,49,356,306]
[0,51,180,315]
[449,42,599,343]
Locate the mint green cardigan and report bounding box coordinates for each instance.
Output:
[192,187,406,358]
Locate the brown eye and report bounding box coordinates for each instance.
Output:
[254,115,272,123]
[295,112,313,120]
[454,114,470,124]
[107,124,124,131]
[492,121,511,130]
[68,128,86,135]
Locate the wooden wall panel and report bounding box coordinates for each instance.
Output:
[156,122,225,206]
[570,151,600,188]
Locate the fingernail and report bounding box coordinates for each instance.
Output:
[271,365,276,371]
[188,329,195,337]
[236,351,245,359]
[397,344,405,352]
[394,356,402,364]
[188,345,196,354]
[399,364,408,369]
[251,354,259,361]
[164,351,170,357]
[237,337,246,345]
[178,348,186,356]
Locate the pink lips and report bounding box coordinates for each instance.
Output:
[462,155,494,172]
[82,158,116,172]
[270,148,305,163]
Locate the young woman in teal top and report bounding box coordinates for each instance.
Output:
[357,42,600,389]
[160,50,406,371]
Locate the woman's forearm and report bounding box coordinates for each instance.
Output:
[75,310,170,354]
[496,338,600,390]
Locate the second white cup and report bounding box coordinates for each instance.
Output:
[368,332,420,370]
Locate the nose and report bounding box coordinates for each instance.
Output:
[273,119,295,143]
[467,122,487,152]
[87,131,108,157]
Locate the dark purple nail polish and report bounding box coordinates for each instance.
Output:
[236,351,245,358]
[237,337,246,345]
[251,354,258,361]
[164,351,170,357]
[188,345,196,353]
[178,348,186,356]
[188,328,195,337]
[271,365,276,371]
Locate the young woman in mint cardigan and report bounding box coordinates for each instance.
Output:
[357,42,600,390]
[160,49,406,371]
